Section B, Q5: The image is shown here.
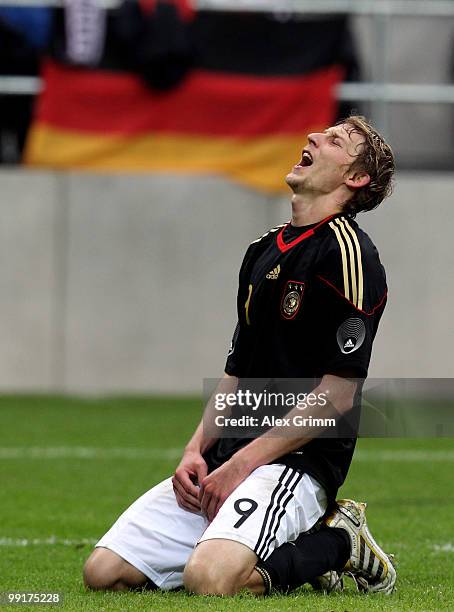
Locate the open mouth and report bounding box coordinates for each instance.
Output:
[299,150,313,167]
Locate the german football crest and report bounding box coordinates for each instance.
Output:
[281,281,305,319]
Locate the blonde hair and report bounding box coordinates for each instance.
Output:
[338,115,395,216]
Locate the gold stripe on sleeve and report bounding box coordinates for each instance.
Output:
[245,284,253,326]
[343,219,364,310]
[329,222,350,300]
[335,218,358,307]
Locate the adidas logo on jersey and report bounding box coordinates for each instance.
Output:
[266,264,280,280]
[344,338,355,349]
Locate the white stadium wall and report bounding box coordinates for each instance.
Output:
[0,169,452,393]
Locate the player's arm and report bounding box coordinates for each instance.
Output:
[199,373,356,520]
[172,372,238,513]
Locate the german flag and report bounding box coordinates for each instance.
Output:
[25,8,357,193]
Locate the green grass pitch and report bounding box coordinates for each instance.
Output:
[0,395,453,611]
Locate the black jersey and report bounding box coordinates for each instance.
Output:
[203,213,387,500]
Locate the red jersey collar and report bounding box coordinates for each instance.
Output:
[276,214,336,253]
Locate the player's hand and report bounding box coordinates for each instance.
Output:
[172,450,208,514]
[199,458,249,522]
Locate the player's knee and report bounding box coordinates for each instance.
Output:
[184,540,258,596]
[83,549,126,591]
[183,557,242,596]
[83,557,114,590]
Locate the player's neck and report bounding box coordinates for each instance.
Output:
[290,193,343,227]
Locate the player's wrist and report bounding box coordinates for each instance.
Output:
[183,444,202,456]
[229,447,258,476]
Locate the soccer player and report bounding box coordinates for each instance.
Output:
[83,115,396,596]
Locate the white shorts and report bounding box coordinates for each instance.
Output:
[96,464,327,590]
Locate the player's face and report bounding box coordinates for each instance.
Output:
[286,123,366,195]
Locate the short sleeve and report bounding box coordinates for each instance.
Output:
[224,242,257,376]
[314,220,387,377]
[224,320,251,376]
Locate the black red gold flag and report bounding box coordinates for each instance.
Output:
[25,6,358,193]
